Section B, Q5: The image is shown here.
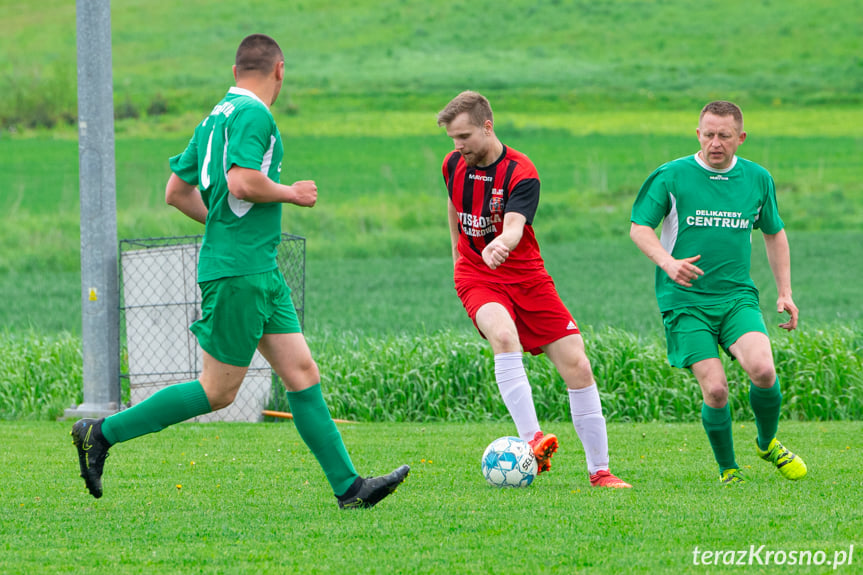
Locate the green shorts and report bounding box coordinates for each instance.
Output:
[190,269,301,367]
[662,297,767,369]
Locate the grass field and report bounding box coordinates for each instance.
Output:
[3,0,862,130]
[5,321,861,423]
[2,420,860,574]
[1,1,861,572]
[3,232,861,338]
[3,128,863,273]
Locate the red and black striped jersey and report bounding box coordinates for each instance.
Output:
[443,145,547,284]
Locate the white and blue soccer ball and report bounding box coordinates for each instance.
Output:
[481,436,537,488]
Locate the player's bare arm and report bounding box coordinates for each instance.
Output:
[483,212,526,270]
[165,172,207,224]
[447,200,461,266]
[763,229,798,331]
[629,222,704,287]
[226,166,317,207]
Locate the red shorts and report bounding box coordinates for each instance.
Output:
[455,274,580,355]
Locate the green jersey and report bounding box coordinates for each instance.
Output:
[631,153,784,312]
[170,87,284,282]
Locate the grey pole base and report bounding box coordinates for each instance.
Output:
[62,402,120,421]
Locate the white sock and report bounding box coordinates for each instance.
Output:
[569,383,610,475]
[495,352,540,442]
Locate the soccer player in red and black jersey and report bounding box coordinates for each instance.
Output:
[438,91,630,488]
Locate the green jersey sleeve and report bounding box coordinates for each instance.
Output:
[169,134,201,186]
[631,164,671,228]
[753,171,784,234]
[226,106,280,181]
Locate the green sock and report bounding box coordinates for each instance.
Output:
[286,383,359,497]
[701,403,738,473]
[750,378,782,451]
[101,380,212,445]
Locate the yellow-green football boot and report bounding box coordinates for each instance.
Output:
[719,468,746,486]
[757,438,807,480]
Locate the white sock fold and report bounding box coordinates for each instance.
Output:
[495,352,540,442]
[569,383,610,475]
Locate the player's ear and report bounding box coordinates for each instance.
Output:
[738,130,747,144]
[275,61,285,83]
[232,64,239,83]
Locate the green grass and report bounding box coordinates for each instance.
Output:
[1,420,859,574]
[3,232,861,337]
[2,0,861,571]
[4,325,860,423]
[308,325,863,423]
[3,0,863,131]
[0,331,82,420]
[3,127,862,275]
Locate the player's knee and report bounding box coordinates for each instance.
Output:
[303,359,321,384]
[557,351,594,389]
[747,360,776,387]
[206,388,239,411]
[574,350,592,374]
[703,383,729,406]
[280,359,320,391]
[488,328,520,352]
[568,352,593,381]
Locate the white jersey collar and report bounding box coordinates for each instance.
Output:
[694,152,737,173]
[228,86,267,107]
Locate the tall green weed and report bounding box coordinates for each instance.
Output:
[775,325,863,420]
[0,331,82,420]
[291,327,861,423]
[4,326,859,422]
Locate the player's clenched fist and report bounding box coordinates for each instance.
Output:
[482,242,509,270]
[290,180,317,207]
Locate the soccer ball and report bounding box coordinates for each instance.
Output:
[481,436,537,487]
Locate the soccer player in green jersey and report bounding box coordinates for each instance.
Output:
[71,34,409,508]
[630,101,807,485]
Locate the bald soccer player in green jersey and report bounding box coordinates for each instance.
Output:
[71,34,408,508]
[630,101,807,486]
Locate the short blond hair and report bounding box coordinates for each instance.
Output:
[436,91,493,127]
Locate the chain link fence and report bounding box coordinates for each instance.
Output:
[119,234,305,422]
